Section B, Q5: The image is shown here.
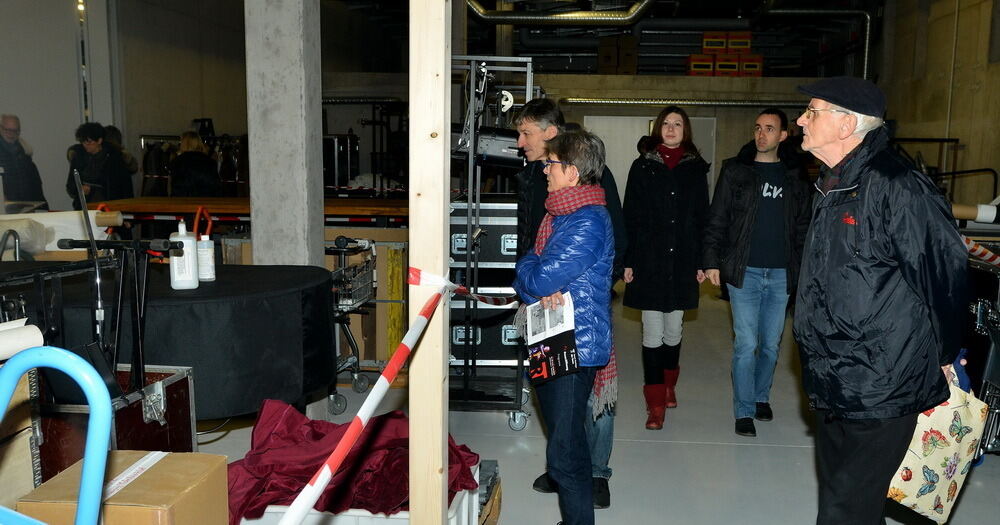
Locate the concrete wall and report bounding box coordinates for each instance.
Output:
[0,0,116,210]
[883,0,1000,204]
[116,0,248,159]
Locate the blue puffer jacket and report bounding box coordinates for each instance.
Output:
[514,205,614,367]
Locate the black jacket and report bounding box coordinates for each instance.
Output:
[0,140,48,209]
[703,140,812,293]
[622,148,710,312]
[66,143,134,209]
[515,160,627,279]
[793,127,968,419]
[169,151,221,197]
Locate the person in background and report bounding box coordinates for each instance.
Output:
[66,122,134,209]
[104,125,139,176]
[702,108,812,437]
[0,113,48,210]
[792,76,968,524]
[169,131,220,197]
[514,129,614,525]
[514,98,624,509]
[622,105,710,431]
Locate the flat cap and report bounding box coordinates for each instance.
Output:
[798,76,886,118]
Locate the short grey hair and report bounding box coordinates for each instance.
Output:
[1,114,19,123]
[830,103,883,139]
[545,129,606,185]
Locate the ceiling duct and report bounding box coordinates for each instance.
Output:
[559,97,807,108]
[467,0,655,26]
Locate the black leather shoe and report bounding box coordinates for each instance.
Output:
[755,402,773,421]
[533,472,556,493]
[735,417,757,437]
[593,477,610,509]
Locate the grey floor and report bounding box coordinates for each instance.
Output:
[201,283,1000,524]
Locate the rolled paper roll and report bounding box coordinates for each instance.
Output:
[952,203,1000,224]
[0,320,44,361]
[95,211,124,227]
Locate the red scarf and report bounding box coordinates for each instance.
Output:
[655,144,685,169]
[533,185,607,255]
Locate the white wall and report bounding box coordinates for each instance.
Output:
[0,0,115,210]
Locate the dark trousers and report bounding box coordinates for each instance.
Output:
[814,411,918,525]
[535,367,597,525]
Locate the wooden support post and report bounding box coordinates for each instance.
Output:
[408,1,451,524]
[496,1,513,56]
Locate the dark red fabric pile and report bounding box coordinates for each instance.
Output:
[227,400,479,524]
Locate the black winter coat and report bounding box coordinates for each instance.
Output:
[66,143,134,210]
[0,140,48,209]
[793,127,968,419]
[169,151,221,197]
[622,149,710,312]
[515,160,627,278]
[702,140,812,293]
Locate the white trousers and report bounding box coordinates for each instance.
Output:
[641,310,684,347]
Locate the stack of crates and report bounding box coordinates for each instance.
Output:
[688,31,763,77]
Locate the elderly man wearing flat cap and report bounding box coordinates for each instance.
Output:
[792,76,968,524]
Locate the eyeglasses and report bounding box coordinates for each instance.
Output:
[802,106,851,120]
[0,127,20,134]
[544,159,572,167]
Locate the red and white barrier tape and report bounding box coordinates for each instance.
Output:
[407,267,519,306]
[964,235,1000,267]
[279,268,517,524]
[279,283,449,524]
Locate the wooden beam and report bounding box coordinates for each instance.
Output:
[408,1,451,524]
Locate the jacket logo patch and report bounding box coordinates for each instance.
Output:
[841,212,857,226]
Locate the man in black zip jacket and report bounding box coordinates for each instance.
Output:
[703,108,812,438]
[514,98,626,510]
[793,77,968,524]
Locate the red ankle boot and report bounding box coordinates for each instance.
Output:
[643,384,667,430]
[663,368,680,408]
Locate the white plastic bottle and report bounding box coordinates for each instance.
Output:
[197,234,216,282]
[169,221,199,290]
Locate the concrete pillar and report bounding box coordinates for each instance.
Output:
[245,0,323,267]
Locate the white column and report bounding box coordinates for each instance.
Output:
[244,0,323,267]
[408,0,451,523]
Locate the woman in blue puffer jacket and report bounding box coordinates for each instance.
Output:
[513,129,614,525]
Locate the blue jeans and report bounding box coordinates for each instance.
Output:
[727,267,789,420]
[585,397,614,479]
[535,367,597,525]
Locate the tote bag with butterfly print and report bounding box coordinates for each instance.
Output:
[887,381,988,523]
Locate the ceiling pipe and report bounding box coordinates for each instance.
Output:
[765,9,872,79]
[467,0,655,26]
[321,96,402,105]
[559,97,807,109]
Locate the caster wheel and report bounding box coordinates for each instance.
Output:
[972,453,986,467]
[520,387,532,407]
[508,411,528,431]
[352,373,371,393]
[328,393,348,415]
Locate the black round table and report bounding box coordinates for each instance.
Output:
[1,262,334,419]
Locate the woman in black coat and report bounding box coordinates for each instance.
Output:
[169,132,221,198]
[622,105,710,430]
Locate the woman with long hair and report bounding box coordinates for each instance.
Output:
[622,106,710,430]
[169,131,220,197]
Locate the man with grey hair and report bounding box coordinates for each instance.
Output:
[0,114,48,210]
[793,77,968,524]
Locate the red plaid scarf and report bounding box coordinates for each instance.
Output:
[531,185,617,419]
[533,184,607,255]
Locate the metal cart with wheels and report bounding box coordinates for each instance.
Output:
[325,236,376,416]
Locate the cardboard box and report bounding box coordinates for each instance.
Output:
[478,477,501,525]
[18,450,228,525]
[687,54,714,76]
[740,54,763,76]
[727,31,752,54]
[702,31,728,54]
[714,54,741,76]
[0,428,38,509]
[0,366,33,440]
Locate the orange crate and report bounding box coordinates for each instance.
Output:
[702,31,728,55]
[714,54,740,77]
[740,54,763,77]
[687,54,714,76]
[727,31,752,54]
